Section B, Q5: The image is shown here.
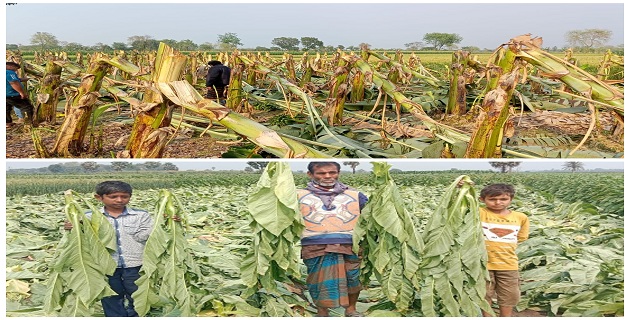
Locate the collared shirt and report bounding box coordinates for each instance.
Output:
[87,206,153,268]
[6,69,23,97]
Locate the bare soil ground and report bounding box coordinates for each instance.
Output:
[6,109,622,159]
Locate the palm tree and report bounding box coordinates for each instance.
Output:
[562,161,585,173]
[489,161,521,173]
[343,161,360,174]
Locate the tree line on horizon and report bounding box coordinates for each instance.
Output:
[7,161,617,175]
[6,29,621,54]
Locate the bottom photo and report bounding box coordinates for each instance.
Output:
[5,159,624,317]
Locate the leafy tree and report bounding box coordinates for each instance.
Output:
[404,41,424,50]
[217,32,242,50]
[358,43,371,50]
[48,164,65,173]
[343,161,360,174]
[562,161,585,173]
[300,37,324,51]
[92,42,112,51]
[30,32,59,51]
[336,45,345,50]
[111,161,132,171]
[244,167,254,173]
[489,162,521,173]
[128,35,159,51]
[198,42,215,51]
[81,161,99,172]
[271,37,300,51]
[565,29,612,49]
[159,39,178,48]
[143,161,162,170]
[461,46,481,52]
[247,161,270,173]
[63,42,88,52]
[422,33,463,50]
[7,44,19,50]
[177,39,198,51]
[163,162,179,171]
[112,42,128,51]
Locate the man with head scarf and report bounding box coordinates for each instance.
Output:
[297,162,368,317]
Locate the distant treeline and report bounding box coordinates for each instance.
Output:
[7,161,181,174]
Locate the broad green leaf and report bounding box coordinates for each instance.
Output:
[353,162,424,312]
[247,162,301,236]
[43,191,117,316]
[132,189,199,317]
[239,162,305,316]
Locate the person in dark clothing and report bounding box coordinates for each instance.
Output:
[205,60,231,102]
[6,61,34,128]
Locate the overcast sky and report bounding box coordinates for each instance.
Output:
[4,1,625,50]
[5,159,624,172]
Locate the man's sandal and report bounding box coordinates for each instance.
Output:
[345,311,364,317]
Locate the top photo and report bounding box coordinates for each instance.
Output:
[5,2,624,159]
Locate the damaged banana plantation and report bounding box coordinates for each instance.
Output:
[5,34,623,159]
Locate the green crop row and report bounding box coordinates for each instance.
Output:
[7,171,622,216]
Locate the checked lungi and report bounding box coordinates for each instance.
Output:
[302,244,362,308]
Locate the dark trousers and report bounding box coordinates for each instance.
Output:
[205,86,226,100]
[6,95,34,124]
[102,266,141,317]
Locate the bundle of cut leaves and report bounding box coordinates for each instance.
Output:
[43,190,118,316]
[416,175,492,316]
[131,189,201,316]
[352,161,424,313]
[239,162,309,316]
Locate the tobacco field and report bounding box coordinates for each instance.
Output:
[5,168,623,317]
[5,34,624,159]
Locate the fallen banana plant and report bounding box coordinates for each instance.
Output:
[512,35,624,117]
[239,54,382,158]
[155,79,329,158]
[43,190,117,316]
[131,189,200,316]
[345,53,470,144]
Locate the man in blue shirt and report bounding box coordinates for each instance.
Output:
[6,61,34,128]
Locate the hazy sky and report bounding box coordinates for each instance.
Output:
[4,2,625,50]
[5,159,625,172]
